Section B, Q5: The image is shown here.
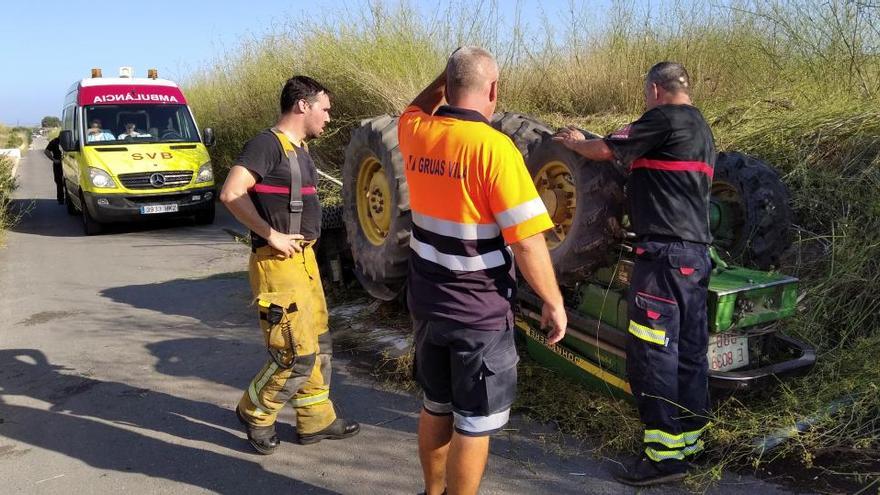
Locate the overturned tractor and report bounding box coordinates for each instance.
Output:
[339,111,814,397]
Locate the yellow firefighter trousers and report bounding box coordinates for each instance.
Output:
[237,244,337,434]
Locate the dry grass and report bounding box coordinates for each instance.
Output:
[184,0,880,485]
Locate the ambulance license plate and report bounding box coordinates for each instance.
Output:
[708,333,749,372]
[140,204,179,214]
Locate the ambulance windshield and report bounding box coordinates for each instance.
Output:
[83,105,199,145]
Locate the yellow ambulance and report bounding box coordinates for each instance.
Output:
[59,67,215,234]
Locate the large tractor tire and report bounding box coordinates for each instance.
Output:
[491,113,553,162]
[342,115,410,301]
[525,135,626,285]
[321,204,344,230]
[711,152,792,269]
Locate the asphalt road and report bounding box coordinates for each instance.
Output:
[0,139,796,494]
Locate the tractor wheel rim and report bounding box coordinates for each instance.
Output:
[534,160,576,250]
[710,181,745,250]
[356,155,392,246]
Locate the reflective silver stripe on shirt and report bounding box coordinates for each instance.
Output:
[453,409,511,434]
[412,211,501,240]
[494,197,548,229]
[410,237,506,271]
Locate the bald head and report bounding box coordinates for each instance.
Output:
[445,47,499,103]
[643,61,693,109]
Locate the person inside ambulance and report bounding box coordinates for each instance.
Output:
[117,122,150,140]
[86,119,114,142]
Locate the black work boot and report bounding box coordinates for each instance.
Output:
[613,456,687,487]
[236,407,279,455]
[297,418,360,445]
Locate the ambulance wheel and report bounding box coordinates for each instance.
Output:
[711,152,792,269]
[491,112,552,162]
[80,192,102,236]
[526,134,626,285]
[65,184,77,216]
[342,115,409,301]
[194,203,215,225]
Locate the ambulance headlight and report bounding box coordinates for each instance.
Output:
[89,168,117,189]
[195,162,214,183]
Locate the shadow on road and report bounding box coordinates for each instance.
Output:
[100,271,252,328]
[8,197,234,239]
[0,349,339,494]
[7,199,82,237]
[146,337,422,437]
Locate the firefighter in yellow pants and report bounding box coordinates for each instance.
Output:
[222,75,359,455]
[236,244,337,438]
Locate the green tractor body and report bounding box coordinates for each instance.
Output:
[516,249,814,399]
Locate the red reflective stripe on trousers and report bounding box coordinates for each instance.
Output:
[251,184,317,195]
[637,291,677,305]
[631,158,714,179]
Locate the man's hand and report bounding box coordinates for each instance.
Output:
[552,126,586,151]
[552,127,615,161]
[540,301,567,344]
[267,230,304,257]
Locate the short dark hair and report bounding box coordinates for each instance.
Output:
[646,62,690,94]
[280,76,331,114]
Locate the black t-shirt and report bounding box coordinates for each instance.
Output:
[236,130,321,244]
[46,137,62,161]
[604,104,715,244]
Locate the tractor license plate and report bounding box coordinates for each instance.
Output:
[140,204,179,214]
[708,333,749,372]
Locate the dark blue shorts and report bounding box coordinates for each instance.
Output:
[413,318,518,436]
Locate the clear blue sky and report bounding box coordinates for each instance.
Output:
[0,0,629,126]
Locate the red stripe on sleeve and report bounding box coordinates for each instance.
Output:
[252,184,289,194]
[251,184,317,195]
[631,158,714,178]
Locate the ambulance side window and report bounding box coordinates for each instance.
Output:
[74,107,82,142]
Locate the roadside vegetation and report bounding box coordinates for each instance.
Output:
[0,157,17,243]
[0,124,31,151]
[185,0,880,488]
[0,124,27,242]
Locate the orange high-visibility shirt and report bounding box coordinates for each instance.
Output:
[399,104,552,329]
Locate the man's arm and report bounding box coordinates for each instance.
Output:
[510,233,567,344]
[409,71,447,115]
[219,165,303,256]
[552,127,614,161]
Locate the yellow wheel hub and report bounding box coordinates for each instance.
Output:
[356,156,393,246]
[534,160,576,249]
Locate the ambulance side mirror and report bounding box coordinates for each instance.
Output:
[202,128,215,147]
[59,130,77,151]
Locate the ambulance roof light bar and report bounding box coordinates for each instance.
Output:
[91,68,102,78]
[147,68,158,80]
[119,66,133,78]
